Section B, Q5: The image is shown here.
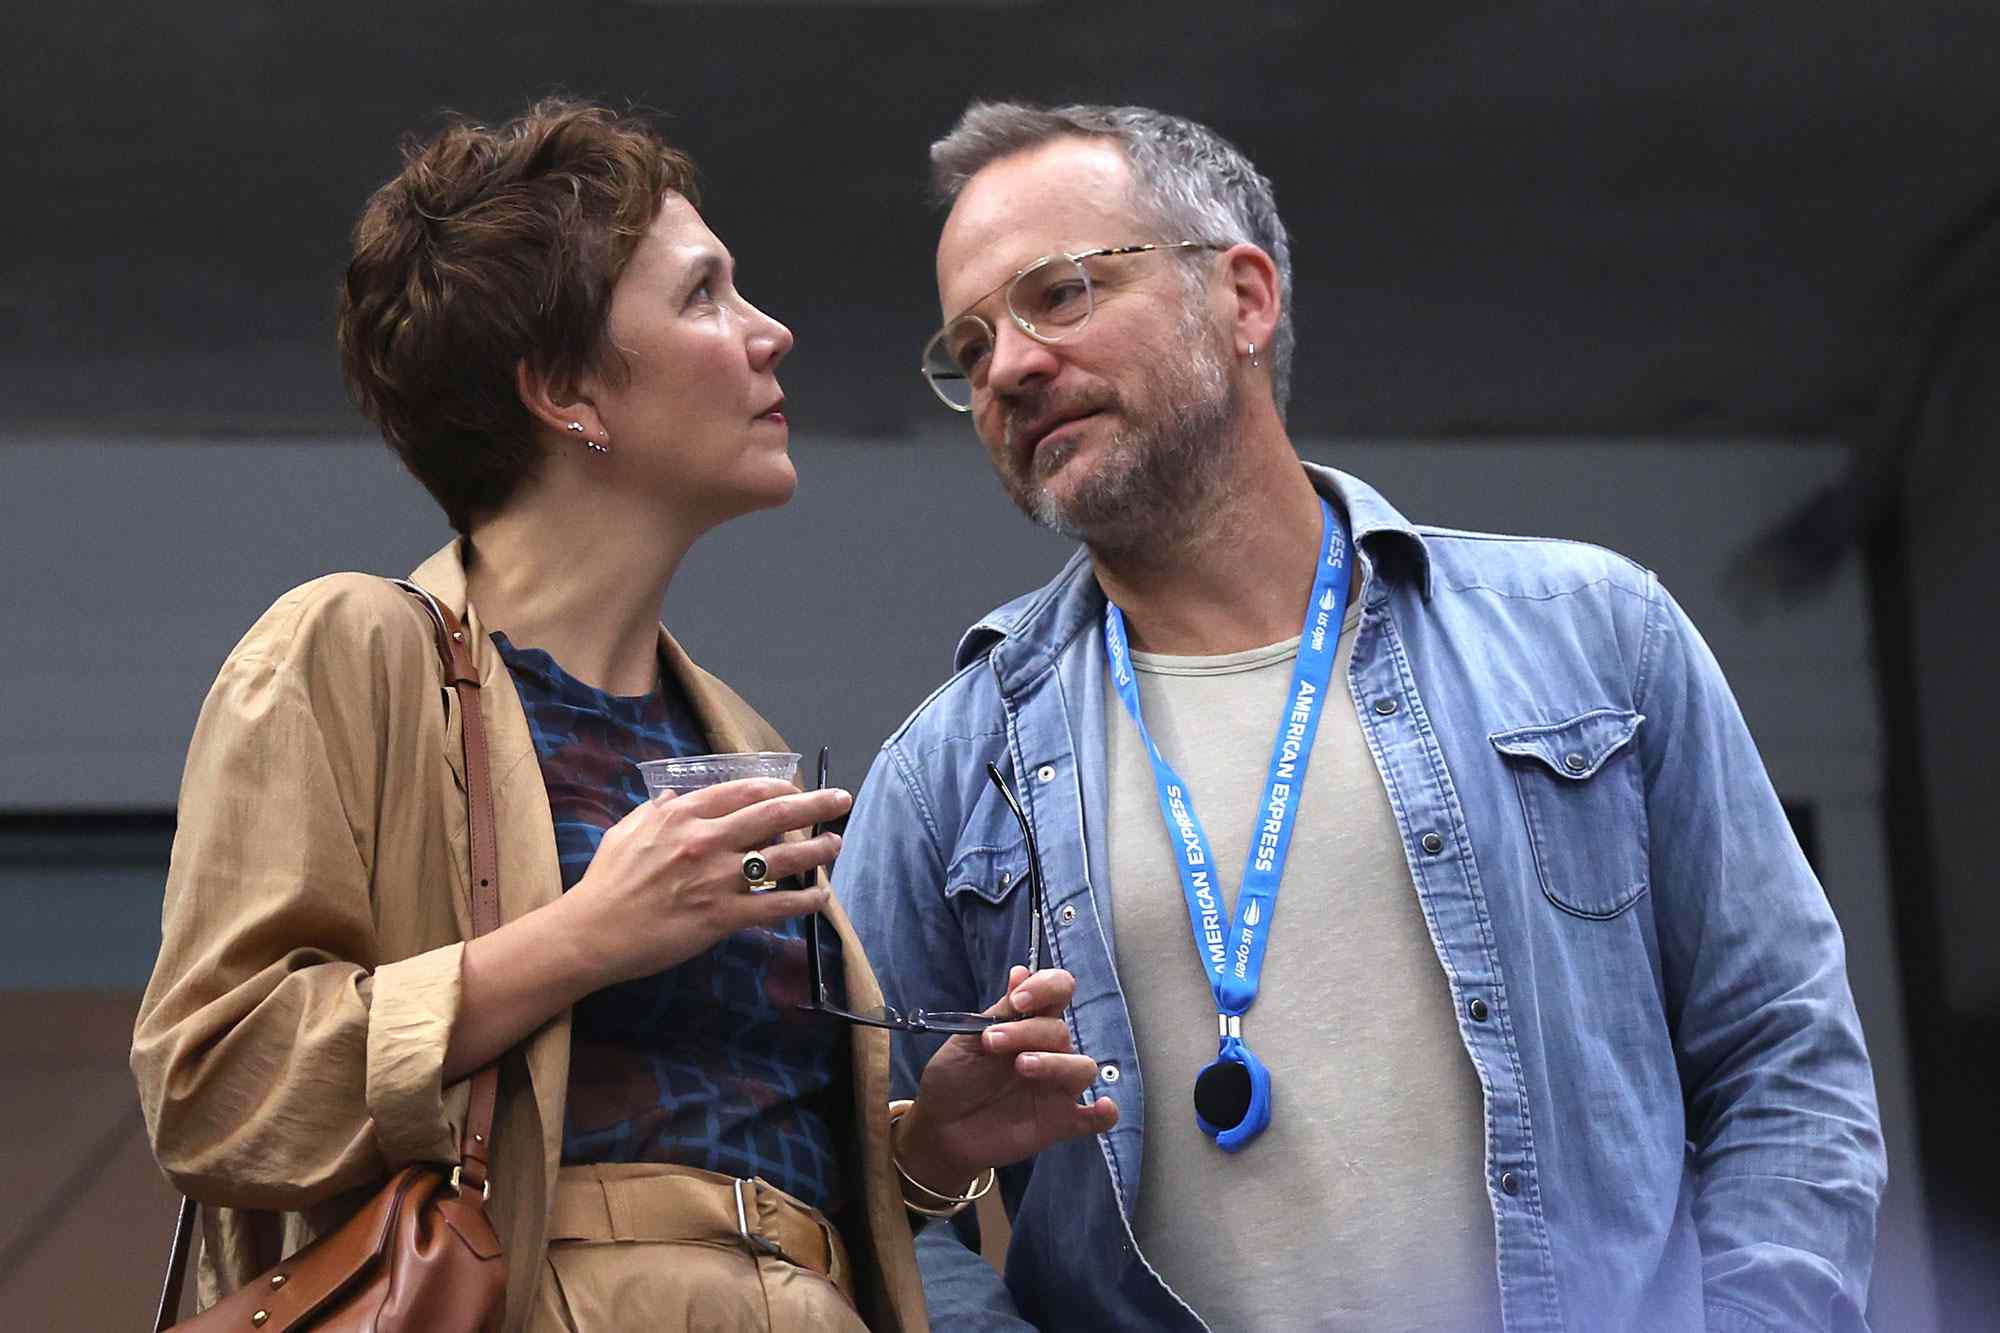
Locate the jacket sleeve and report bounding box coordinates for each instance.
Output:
[131,597,466,1210]
[1637,577,1886,1331]
[837,741,1039,1329]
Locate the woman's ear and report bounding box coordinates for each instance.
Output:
[515,358,603,441]
[1221,244,1281,361]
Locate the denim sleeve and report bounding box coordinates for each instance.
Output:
[837,741,1037,1328]
[1636,577,1886,1331]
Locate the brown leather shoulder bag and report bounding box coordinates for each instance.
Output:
[152,580,508,1332]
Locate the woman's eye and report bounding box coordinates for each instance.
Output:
[689,280,716,306]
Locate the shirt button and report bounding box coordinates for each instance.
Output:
[1099,1063,1121,1084]
[1468,997,1490,1022]
[1058,903,1077,925]
[1499,1170,1521,1196]
[1420,832,1444,855]
[1563,752,1588,774]
[1373,697,1399,716]
[1037,764,1057,784]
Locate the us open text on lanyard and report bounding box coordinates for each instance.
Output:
[1103,498,1351,1151]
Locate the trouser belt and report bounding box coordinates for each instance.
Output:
[547,1163,853,1300]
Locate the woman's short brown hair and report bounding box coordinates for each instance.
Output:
[337,98,697,533]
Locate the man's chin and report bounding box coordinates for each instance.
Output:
[1016,459,1145,545]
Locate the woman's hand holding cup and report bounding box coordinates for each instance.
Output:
[562,776,850,988]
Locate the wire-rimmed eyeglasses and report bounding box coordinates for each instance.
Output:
[798,748,1048,1034]
[919,241,1227,411]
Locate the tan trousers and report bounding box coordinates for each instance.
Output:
[528,1163,868,1333]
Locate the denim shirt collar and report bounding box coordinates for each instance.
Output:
[953,464,1434,691]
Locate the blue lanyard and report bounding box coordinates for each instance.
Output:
[1103,498,1351,1150]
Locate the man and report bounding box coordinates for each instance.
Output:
[839,101,1884,1332]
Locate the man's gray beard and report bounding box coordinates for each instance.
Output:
[1015,314,1239,557]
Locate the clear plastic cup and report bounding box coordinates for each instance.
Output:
[638,751,801,802]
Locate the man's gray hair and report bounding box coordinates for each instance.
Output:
[931,101,1295,417]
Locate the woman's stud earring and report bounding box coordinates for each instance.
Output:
[567,421,585,433]
[1246,342,1260,368]
[583,437,610,455]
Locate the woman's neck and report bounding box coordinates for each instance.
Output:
[464,471,697,697]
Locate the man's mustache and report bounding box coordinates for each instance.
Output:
[1002,388,1120,455]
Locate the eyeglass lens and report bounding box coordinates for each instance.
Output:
[922,255,1095,410]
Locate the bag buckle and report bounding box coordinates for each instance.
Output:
[733,1177,784,1258]
[449,1165,491,1201]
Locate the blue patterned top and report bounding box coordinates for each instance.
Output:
[492,632,848,1212]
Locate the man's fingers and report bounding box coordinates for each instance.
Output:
[1078,1096,1120,1132]
[983,1016,1073,1056]
[1000,968,1077,1017]
[982,965,1032,1021]
[1008,1051,1100,1092]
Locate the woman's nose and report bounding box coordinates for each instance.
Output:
[748,301,793,368]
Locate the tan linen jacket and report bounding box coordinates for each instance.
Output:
[132,543,927,1332]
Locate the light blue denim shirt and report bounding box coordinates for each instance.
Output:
[838,466,1883,1333]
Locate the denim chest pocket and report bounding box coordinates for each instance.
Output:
[1489,708,1649,919]
[942,844,1034,979]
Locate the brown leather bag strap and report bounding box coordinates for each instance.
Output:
[153,579,506,1331]
[391,578,504,1193]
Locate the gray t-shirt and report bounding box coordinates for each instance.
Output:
[1104,611,1501,1331]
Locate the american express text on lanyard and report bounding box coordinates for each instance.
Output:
[1102,498,1351,1151]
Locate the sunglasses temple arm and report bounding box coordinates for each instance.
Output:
[985,762,1046,974]
[806,746,832,999]
[1025,833,1045,973]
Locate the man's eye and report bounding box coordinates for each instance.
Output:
[953,337,991,373]
[689,280,715,306]
[1043,280,1086,310]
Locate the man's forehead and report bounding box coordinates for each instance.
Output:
[935,138,1140,310]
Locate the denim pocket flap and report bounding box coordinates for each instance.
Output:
[942,844,1031,907]
[1489,708,1645,780]
[1488,707,1649,919]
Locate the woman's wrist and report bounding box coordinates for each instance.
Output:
[542,880,632,993]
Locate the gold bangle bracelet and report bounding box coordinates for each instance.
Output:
[888,1099,997,1218]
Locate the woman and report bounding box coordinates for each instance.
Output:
[131,98,1115,1332]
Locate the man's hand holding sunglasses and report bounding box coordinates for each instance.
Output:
[892,963,1122,1212]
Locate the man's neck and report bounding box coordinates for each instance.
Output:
[1090,451,1328,657]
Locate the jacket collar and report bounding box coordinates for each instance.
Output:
[955,465,1433,692]
[408,537,756,750]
